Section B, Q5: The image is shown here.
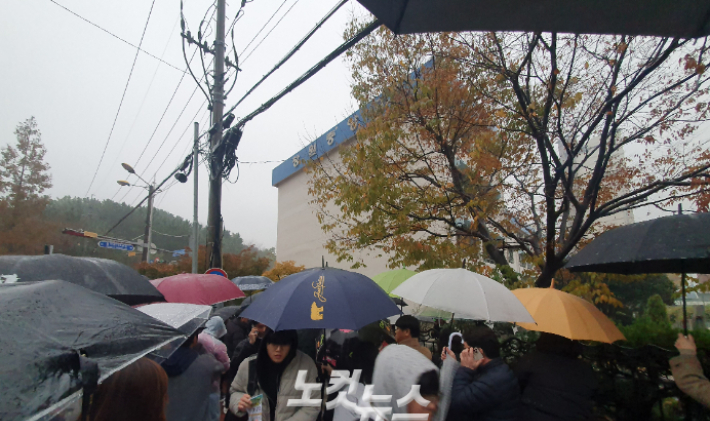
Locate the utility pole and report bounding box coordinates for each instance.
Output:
[206,0,226,269]
[142,185,155,263]
[193,122,199,274]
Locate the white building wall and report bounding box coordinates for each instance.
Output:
[275,148,393,278]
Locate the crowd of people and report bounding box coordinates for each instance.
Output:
[79,309,710,421]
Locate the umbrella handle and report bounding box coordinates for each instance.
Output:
[682,272,688,336]
[79,355,99,421]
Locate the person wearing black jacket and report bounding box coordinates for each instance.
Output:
[514,333,597,420]
[445,326,520,421]
[224,315,250,357]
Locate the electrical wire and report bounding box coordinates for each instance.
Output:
[152,229,190,238]
[152,106,211,180]
[85,0,158,197]
[240,0,301,65]
[47,0,187,73]
[239,0,288,57]
[101,18,181,196]
[239,159,287,164]
[225,0,347,116]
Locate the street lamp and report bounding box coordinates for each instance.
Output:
[118,164,155,263]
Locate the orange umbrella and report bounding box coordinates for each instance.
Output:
[512,284,625,343]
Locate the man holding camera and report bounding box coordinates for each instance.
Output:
[442,326,520,421]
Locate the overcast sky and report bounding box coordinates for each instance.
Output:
[0,0,372,249]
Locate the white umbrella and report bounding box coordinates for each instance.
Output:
[138,302,212,332]
[391,268,535,323]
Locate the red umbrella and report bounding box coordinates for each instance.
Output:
[151,274,245,305]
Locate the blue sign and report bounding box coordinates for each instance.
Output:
[98,241,135,252]
[271,109,361,186]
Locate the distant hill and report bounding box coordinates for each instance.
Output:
[43,196,267,265]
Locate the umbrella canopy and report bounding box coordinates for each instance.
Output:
[0,254,164,306]
[212,305,241,321]
[356,0,710,38]
[565,213,710,275]
[372,268,417,296]
[151,273,245,305]
[0,280,183,421]
[391,268,535,323]
[138,303,212,335]
[232,275,274,291]
[240,268,401,330]
[512,287,625,343]
[138,303,212,362]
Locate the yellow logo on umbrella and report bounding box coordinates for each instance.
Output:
[311,302,324,320]
[313,276,326,302]
[310,276,326,320]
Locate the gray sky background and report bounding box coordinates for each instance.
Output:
[1,1,701,252]
[0,0,371,249]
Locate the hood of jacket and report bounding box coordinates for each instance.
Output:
[372,344,439,416]
[161,346,199,377]
[205,316,228,339]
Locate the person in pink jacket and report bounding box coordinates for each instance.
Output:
[199,316,231,421]
[199,316,231,371]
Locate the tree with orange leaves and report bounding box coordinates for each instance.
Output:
[263,260,306,282]
[0,117,53,255]
[309,23,710,287]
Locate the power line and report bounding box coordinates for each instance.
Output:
[48,0,186,74]
[226,0,347,115]
[152,106,211,180]
[85,0,158,197]
[99,18,181,194]
[235,20,382,128]
[239,0,288,56]
[239,159,287,164]
[241,0,301,65]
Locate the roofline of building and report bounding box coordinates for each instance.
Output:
[272,109,361,186]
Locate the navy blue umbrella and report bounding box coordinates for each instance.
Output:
[239,268,401,331]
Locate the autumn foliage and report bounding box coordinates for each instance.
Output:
[135,245,272,280]
[309,24,710,287]
[0,117,54,254]
[262,260,306,282]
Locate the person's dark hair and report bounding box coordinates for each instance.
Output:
[264,329,298,347]
[395,315,421,338]
[86,358,168,421]
[382,334,396,345]
[536,332,581,358]
[450,334,464,356]
[462,326,500,359]
[180,331,200,348]
[350,341,379,384]
[417,370,439,397]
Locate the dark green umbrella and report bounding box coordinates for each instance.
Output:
[356,0,710,38]
[565,212,710,334]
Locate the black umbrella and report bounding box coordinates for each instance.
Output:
[231,275,274,291]
[212,305,241,321]
[0,280,183,421]
[356,0,710,38]
[0,254,164,306]
[565,212,710,334]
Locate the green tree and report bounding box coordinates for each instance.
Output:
[0,117,53,254]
